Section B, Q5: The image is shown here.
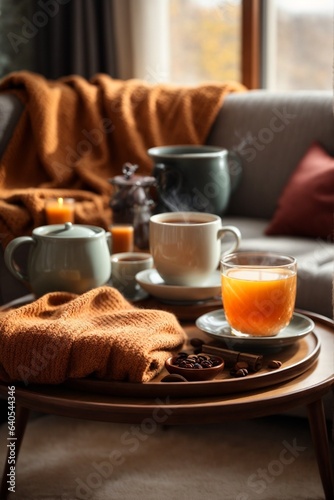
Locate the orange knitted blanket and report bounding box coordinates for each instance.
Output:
[0,71,246,246]
[0,286,186,384]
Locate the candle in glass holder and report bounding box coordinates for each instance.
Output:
[45,197,75,224]
[110,224,134,254]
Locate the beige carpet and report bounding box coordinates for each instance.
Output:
[0,413,330,500]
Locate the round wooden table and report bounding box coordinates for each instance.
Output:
[0,306,333,499]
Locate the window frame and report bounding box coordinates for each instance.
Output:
[241,0,262,89]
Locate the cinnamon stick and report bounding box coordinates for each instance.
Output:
[201,344,263,372]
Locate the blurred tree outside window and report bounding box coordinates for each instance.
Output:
[263,0,333,90]
[169,0,241,85]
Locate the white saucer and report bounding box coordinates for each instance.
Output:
[135,269,221,302]
[196,310,315,349]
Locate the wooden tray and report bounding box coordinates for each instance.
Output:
[0,294,321,399]
[65,330,320,398]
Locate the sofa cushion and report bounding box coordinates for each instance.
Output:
[265,142,334,241]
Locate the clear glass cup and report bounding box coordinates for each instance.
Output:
[221,252,297,337]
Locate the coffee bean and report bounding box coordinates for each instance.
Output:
[176,352,189,359]
[197,354,211,361]
[230,361,249,377]
[268,360,282,369]
[171,353,221,370]
[235,361,249,370]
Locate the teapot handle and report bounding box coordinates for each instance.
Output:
[4,236,35,283]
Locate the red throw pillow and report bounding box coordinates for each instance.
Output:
[265,142,334,241]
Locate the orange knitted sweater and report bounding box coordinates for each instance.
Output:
[0,287,186,384]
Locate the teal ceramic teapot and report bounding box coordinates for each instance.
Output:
[4,223,111,296]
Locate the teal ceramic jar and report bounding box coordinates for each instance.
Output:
[148,145,240,215]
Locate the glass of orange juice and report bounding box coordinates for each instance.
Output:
[221,252,297,337]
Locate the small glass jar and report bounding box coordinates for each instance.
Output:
[132,203,155,250]
[109,163,156,249]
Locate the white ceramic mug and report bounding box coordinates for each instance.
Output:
[111,252,153,298]
[149,212,241,286]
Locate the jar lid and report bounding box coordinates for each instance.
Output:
[109,162,156,187]
[110,175,156,187]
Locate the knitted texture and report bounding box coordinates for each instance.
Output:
[0,71,246,245]
[0,286,186,384]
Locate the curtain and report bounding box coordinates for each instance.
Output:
[1,0,169,81]
[0,0,35,78]
[35,0,117,79]
[112,0,170,82]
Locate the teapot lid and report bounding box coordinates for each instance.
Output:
[109,163,155,187]
[36,223,99,238]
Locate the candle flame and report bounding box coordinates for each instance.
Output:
[57,197,64,207]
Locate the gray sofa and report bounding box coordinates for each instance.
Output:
[0,90,333,319]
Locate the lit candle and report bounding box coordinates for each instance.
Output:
[45,197,75,224]
[110,225,134,253]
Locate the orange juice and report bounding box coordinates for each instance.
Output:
[222,268,296,336]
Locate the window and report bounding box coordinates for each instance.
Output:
[262,0,333,90]
[167,0,333,90]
